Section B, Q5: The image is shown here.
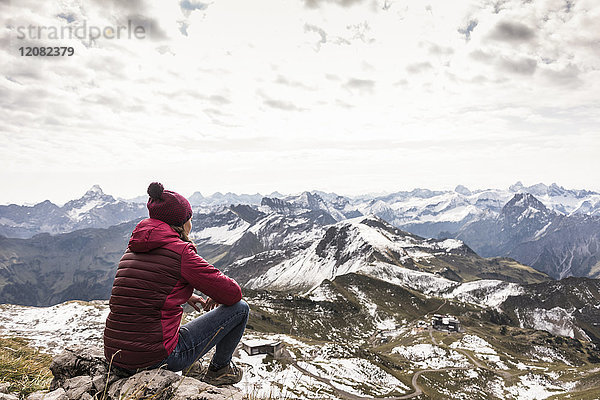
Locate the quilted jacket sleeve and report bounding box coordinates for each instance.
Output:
[180,243,242,306]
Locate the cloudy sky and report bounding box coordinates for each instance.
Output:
[1,0,599,204]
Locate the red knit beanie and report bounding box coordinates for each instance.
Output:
[146,182,193,226]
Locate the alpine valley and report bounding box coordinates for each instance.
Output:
[1,183,600,399]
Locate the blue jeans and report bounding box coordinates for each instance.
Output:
[159,300,249,372]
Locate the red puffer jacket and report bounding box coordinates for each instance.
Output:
[103,218,242,370]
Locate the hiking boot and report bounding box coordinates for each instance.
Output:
[183,361,206,379]
[201,361,243,386]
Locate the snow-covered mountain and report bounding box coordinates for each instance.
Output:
[455,193,600,279]
[2,181,598,241]
[223,216,548,293]
[350,182,600,240]
[251,182,600,241]
[501,277,600,343]
[188,191,266,207]
[0,185,146,238]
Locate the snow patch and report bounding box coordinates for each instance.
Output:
[450,334,496,355]
[447,280,523,308]
[392,343,469,369]
[0,301,109,354]
[193,220,250,245]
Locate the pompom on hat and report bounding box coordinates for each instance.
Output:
[146,182,193,226]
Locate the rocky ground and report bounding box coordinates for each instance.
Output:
[1,346,242,400]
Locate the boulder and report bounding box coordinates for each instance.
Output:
[44,346,243,400]
[107,369,178,400]
[171,377,244,400]
[63,376,93,400]
[26,389,68,400]
[0,393,19,400]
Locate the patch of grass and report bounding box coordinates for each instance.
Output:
[0,336,52,398]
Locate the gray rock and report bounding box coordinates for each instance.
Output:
[171,377,243,400]
[108,369,179,400]
[105,378,125,400]
[49,346,110,389]
[25,389,69,400]
[91,374,106,392]
[47,346,241,400]
[63,375,92,399]
[0,393,19,400]
[0,383,8,394]
[25,392,45,400]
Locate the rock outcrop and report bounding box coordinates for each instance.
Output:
[25,346,243,400]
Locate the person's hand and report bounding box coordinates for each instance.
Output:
[203,297,220,311]
[187,294,206,312]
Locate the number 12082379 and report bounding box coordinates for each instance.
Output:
[19,47,74,56]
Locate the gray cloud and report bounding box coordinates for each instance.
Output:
[87,0,148,13]
[540,64,582,87]
[202,107,238,127]
[126,15,168,41]
[491,0,510,14]
[469,49,494,63]
[406,62,433,74]
[204,108,225,116]
[470,49,537,76]
[209,95,231,105]
[303,0,365,8]
[497,56,537,75]
[488,21,536,43]
[257,91,304,111]
[275,75,314,91]
[344,78,375,92]
[304,23,327,44]
[263,99,303,111]
[428,43,454,56]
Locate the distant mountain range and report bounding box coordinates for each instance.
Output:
[3,181,600,239]
[1,181,599,298]
[453,193,600,279]
[0,221,135,306]
[0,186,145,239]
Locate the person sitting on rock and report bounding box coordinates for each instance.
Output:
[103,182,248,386]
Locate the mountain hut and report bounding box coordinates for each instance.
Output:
[242,339,284,358]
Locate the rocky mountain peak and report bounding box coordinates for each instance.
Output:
[86,184,104,195]
[509,181,551,196]
[509,181,525,192]
[188,191,205,205]
[505,192,549,210]
[77,185,114,203]
[293,191,326,210]
[455,185,472,196]
[498,193,556,245]
[62,186,115,212]
[260,196,294,213]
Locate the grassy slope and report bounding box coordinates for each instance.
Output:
[0,337,52,398]
[413,254,550,285]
